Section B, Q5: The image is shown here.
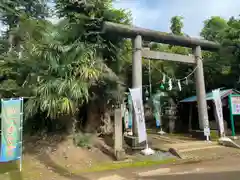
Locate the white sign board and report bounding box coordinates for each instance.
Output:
[212,89,225,137]
[204,127,210,136]
[129,87,147,143]
[230,96,240,115]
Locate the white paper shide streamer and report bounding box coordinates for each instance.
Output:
[168,78,172,90]
[185,77,188,85]
[150,64,199,91]
[178,80,182,91]
[162,74,166,83]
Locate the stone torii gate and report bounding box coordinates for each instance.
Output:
[102,21,221,146]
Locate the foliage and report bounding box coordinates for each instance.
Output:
[54,0,132,106]
[1,17,105,119]
[201,16,240,90]
[0,0,133,135]
[200,16,228,42]
[0,0,49,32]
[74,132,93,148]
[170,16,184,36]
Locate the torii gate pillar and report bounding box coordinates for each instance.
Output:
[132,35,142,137]
[194,46,209,131]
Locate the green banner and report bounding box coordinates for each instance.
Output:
[1,99,22,162]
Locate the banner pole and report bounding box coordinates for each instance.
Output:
[229,95,236,137]
[0,99,2,160]
[19,97,23,172]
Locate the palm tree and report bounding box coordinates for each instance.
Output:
[0,15,103,131]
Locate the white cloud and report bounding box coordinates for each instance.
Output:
[113,0,240,37]
[1,0,239,37]
[113,1,161,27]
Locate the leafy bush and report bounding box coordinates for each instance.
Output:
[74,133,93,148]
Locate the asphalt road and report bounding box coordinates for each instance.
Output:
[141,170,240,180]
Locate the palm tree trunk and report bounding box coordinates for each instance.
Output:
[85,100,113,135]
[99,105,113,135]
[85,101,101,133]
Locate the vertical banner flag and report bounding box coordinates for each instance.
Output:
[212,89,225,137]
[129,88,147,143]
[128,94,133,129]
[124,108,129,130]
[1,99,23,162]
[154,111,161,127]
[153,99,161,128]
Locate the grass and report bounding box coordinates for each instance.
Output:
[0,161,23,180]
[80,158,177,173]
[0,156,177,180]
[210,130,219,141]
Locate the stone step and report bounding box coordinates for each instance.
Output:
[154,141,219,152]
[152,135,187,144]
[171,141,218,149]
[98,175,126,180]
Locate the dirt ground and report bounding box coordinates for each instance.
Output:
[1,132,239,180]
[0,132,182,180]
[0,134,115,180]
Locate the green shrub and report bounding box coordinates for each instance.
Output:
[74,133,93,148]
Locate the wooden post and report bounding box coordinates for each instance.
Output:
[193,46,210,132]
[114,108,125,160]
[132,35,142,137]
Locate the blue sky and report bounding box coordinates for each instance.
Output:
[113,0,240,37]
[1,0,240,37]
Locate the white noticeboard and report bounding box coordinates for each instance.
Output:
[212,89,225,137]
[204,127,210,136]
[129,87,147,143]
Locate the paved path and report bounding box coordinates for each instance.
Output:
[140,170,240,180]
[83,156,240,180]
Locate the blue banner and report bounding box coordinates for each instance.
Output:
[128,94,132,128]
[154,112,161,127]
[0,99,23,162]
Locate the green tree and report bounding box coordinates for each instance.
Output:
[0,0,49,53]
[54,0,132,133]
[200,16,240,90]
[0,16,106,135]
[0,0,132,135]
[200,16,228,42]
[170,16,184,36]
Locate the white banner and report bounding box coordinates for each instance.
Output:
[212,89,225,137]
[129,87,147,143]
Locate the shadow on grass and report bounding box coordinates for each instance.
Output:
[0,161,23,180]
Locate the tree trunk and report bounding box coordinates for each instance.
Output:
[84,100,113,135]
[58,115,74,134]
[84,101,101,133]
[99,110,113,135]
